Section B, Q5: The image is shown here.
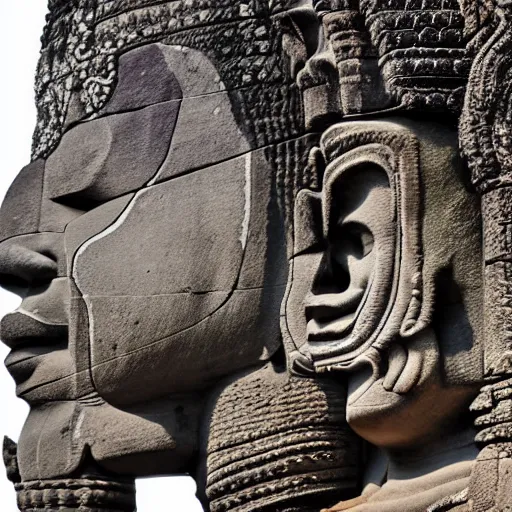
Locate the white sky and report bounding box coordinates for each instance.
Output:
[0,3,202,510]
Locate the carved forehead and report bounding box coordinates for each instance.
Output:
[34,0,304,160]
[318,117,473,238]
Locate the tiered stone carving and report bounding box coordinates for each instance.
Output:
[2,1,512,511]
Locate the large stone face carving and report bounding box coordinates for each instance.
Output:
[2,1,512,512]
[283,118,483,510]
[0,1,355,511]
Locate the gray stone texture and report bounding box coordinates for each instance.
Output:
[0,160,44,241]
[2,1,512,512]
[15,475,136,512]
[46,101,181,203]
[204,364,360,512]
[152,92,251,183]
[64,194,134,270]
[70,152,287,404]
[99,44,183,115]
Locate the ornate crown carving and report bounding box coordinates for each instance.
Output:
[300,0,472,125]
[33,0,304,160]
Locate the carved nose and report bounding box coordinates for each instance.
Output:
[0,236,68,351]
[0,244,57,287]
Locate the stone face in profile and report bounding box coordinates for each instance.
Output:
[0,4,294,475]
[2,1,512,512]
[0,1,357,511]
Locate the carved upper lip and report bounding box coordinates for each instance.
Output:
[1,311,67,349]
[2,311,68,385]
[4,342,67,386]
[305,287,364,342]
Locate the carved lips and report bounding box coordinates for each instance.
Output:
[0,233,74,402]
[2,311,72,399]
[305,287,365,342]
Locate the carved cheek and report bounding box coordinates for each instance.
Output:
[70,158,248,405]
[344,251,375,291]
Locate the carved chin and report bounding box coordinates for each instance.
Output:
[344,329,477,449]
[345,374,428,448]
[346,376,475,449]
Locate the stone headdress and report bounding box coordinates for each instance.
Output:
[293,2,512,510]
[33,0,307,159]
[300,0,469,123]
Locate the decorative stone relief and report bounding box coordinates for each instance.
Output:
[2,1,512,512]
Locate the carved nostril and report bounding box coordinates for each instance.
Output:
[0,244,58,290]
[311,251,350,296]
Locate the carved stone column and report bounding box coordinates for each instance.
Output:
[460,2,512,510]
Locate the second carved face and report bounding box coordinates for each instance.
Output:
[283,117,484,446]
